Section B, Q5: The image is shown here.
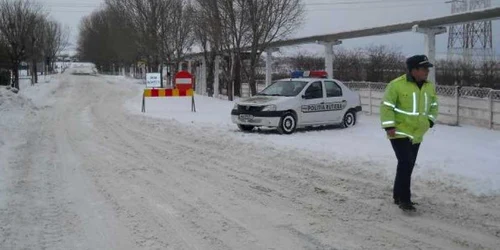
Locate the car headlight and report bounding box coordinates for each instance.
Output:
[233,103,238,110]
[262,105,277,111]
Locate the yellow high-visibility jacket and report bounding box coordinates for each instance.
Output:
[380,74,438,144]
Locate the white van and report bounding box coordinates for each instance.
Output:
[231,78,362,134]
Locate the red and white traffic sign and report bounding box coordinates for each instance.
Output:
[174,70,194,100]
[175,71,193,90]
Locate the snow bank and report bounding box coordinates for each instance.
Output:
[0,77,57,138]
[0,76,61,137]
[0,77,61,204]
[18,75,61,107]
[125,87,500,196]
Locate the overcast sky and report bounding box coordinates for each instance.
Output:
[40,0,500,60]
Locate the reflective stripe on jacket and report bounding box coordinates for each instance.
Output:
[380,74,438,144]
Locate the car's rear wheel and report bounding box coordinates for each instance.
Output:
[277,113,297,134]
[238,124,255,132]
[341,110,356,128]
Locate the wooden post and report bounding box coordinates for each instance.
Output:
[141,94,145,113]
[191,76,196,113]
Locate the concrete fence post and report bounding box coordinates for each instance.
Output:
[455,86,460,126]
[488,90,493,129]
[368,82,372,115]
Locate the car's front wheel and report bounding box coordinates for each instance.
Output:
[277,112,297,134]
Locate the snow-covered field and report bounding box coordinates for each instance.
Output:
[126,83,500,196]
[1,67,500,249]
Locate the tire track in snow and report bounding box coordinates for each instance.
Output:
[85,78,498,249]
[119,113,500,249]
[4,73,497,250]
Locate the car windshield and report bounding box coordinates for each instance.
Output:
[256,80,309,97]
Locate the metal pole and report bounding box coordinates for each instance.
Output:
[266,50,272,87]
[202,57,207,96]
[214,55,220,98]
[488,90,493,129]
[455,86,460,126]
[368,83,372,115]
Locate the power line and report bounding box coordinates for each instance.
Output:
[42,2,442,12]
[39,0,443,9]
[307,0,500,5]
[307,2,439,11]
[305,0,441,6]
[39,0,500,13]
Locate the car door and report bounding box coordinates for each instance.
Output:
[300,81,326,124]
[323,80,347,123]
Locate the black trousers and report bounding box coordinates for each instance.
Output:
[390,138,421,203]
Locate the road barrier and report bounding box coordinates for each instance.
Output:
[141,71,196,113]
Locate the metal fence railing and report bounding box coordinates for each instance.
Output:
[196,78,500,130]
[344,81,500,130]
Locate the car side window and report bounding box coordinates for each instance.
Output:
[305,81,323,99]
[324,80,343,97]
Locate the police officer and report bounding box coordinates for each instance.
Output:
[380,55,439,211]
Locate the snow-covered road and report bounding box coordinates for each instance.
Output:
[1,70,500,249]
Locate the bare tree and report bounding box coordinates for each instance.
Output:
[0,37,9,68]
[191,0,303,97]
[220,0,253,100]
[434,59,499,87]
[78,0,196,82]
[478,60,500,88]
[106,0,174,75]
[192,0,224,96]
[332,48,365,81]
[364,45,405,82]
[77,6,139,73]
[43,19,69,73]
[0,0,42,90]
[0,37,10,85]
[78,9,113,71]
[204,0,251,100]
[290,50,324,71]
[436,59,459,86]
[457,60,475,86]
[169,0,195,74]
[244,0,304,95]
[27,13,48,85]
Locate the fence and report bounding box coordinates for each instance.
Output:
[344,81,500,130]
[240,80,500,130]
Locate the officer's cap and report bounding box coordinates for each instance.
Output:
[406,55,433,70]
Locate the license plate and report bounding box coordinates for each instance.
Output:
[239,114,254,120]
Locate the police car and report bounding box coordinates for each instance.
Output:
[231,71,362,134]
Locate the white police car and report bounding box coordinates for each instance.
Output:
[231,77,362,134]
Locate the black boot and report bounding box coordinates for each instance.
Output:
[394,198,418,205]
[398,201,416,211]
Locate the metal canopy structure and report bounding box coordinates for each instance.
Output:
[264,6,500,87]
[268,6,500,48]
[187,7,500,97]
